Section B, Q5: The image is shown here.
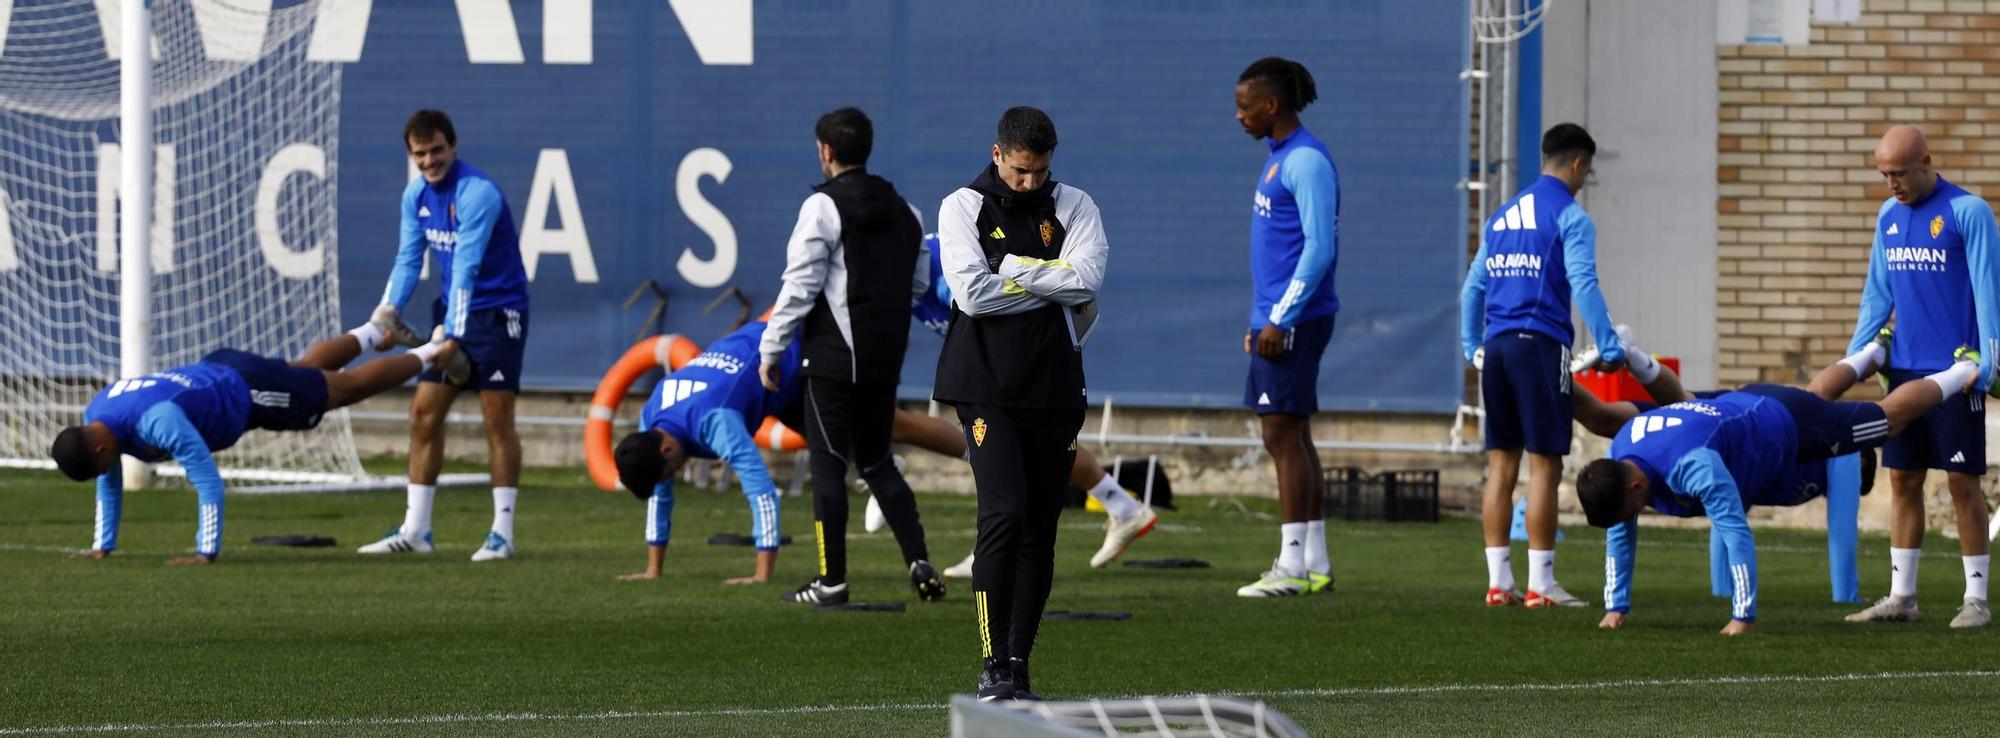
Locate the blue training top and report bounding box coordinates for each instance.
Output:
[1848,177,2000,389]
[636,320,803,551]
[912,234,952,336]
[1459,174,1621,364]
[1247,126,1340,330]
[1600,392,1803,622]
[382,159,530,338]
[82,362,250,557]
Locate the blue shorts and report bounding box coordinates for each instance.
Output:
[201,349,328,431]
[1736,384,1890,464]
[1243,315,1335,416]
[422,303,528,392]
[1480,332,1572,455]
[1879,369,1985,474]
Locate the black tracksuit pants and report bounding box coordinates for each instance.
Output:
[958,402,1084,664]
[803,376,928,585]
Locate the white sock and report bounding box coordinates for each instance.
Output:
[1486,546,1515,591]
[1086,475,1143,519]
[1966,555,1990,601]
[408,342,442,371]
[491,487,518,540]
[1625,348,1660,383]
[1528,548,1556,594]
[402,484,437,538]
[346,323,385,353]
[1925,361,1977,399]
[1277,522,1307,575]
[1891,547,1921,598]
[1303,520,1329,576]
[1839,342,1887,378]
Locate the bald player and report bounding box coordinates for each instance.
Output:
[1837,125,2000,629]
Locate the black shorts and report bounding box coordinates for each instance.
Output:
[201,349,328,432]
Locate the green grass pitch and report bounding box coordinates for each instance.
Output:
[0,465,1992,736]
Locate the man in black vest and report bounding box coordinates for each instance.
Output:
[935,107,1109,701]
[761,107,941,606]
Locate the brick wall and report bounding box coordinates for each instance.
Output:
[1716,0,2000,388]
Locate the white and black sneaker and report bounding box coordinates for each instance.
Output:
[976,659,1016,702]
[356,529,433,555]
[781,578,849,605]
[369,305,425,349]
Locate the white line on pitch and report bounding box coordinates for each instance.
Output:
[4,669,1996,735]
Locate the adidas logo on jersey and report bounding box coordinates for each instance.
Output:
[1628,415,1683,443]
[418,206,431,218]
[989,226,1006,239]
[1887,223,1899,235]
[1490,193,1539,231]
[656,378,710,409]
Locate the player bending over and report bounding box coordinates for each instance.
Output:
[903,235,1157,574]
[49,321,460,564]
[1577,338,1979,635]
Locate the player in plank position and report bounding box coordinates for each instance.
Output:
[612,318,942,596]
[49,325,461,565]
[1577,337,1980,635]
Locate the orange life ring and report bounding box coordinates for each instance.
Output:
[583,333,809,490]
[585,334,699,491]
[756,415,807,452]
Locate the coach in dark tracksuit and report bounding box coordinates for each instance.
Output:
[761,107,940,607]
[935,107,1109,702]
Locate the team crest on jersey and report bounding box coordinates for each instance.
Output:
[1265,163,1279,182]
[972,418,987,447]
[1040,219,1054,248]
[1931,214,1944,239]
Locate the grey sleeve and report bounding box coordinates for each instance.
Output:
[998,185,1106,306]
[760,193,840,365]
[937,189,1049,317]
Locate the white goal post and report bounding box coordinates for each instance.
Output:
[0,0,370,487]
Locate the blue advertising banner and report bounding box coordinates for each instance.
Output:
[6,0,1471,411]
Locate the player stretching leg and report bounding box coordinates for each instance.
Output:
[1836,125,2000,629]
[359,109,533,562]
[1460,123,1628,609]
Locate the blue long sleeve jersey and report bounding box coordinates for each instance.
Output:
[1846,178,2000,389]
[1601,392,1810,622]
[380,160,530,338]
[637,320,804,551]
[1459,174,1623,365]
[1248,126,1340,330]
[84,363,251,557]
